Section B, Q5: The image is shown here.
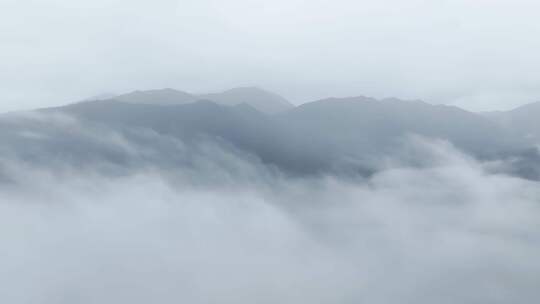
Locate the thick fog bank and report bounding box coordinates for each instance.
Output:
[0,123,539,303]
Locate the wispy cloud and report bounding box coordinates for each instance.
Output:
[0,119,538,303]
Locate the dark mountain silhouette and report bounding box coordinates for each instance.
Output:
[279,96,526,157]
[1,94,538,179]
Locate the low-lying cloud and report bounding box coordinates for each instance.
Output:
[0,114,539,303]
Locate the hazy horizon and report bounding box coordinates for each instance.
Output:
[2,0,540,112]
[2,85,538,115]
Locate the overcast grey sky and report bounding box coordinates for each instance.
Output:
[2,0,540,112]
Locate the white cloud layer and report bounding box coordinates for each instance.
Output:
[0,133,539,303]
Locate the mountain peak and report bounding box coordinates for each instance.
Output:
[98,87,294,114]
[508,100,540,113]
[114,88,196,105]
[199,87,294,114]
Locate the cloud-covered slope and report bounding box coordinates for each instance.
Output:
[1,94,540,303]
[485,101,540,143]
[280,96,528,159]
[1,118,539,304]
[1,95,529,179]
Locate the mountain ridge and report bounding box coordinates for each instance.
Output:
[3,93,539,179]
[108,87,294,114]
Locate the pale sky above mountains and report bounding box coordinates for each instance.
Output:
[2,0,540,112]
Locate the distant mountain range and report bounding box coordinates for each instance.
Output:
[111,87,294,114]
[481,101,540,143]
[2,87,539,180]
